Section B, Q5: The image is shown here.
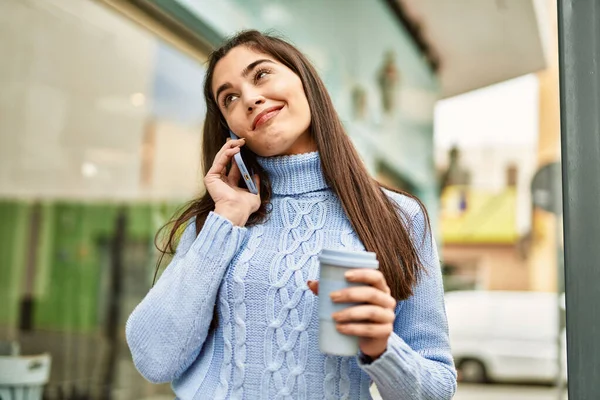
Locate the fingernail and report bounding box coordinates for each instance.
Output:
[330,292,340,301]
[345,271,356,279]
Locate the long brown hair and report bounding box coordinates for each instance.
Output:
[155,30,430,309]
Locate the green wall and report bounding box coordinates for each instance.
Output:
[0,200,179,333]
[0,201,29,329]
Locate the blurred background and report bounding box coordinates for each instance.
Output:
[0,0,566,399]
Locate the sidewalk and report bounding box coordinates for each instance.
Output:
[372,383,567,400]
[139,383,568,399]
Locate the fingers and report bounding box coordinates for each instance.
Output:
[307,271,395,309]
[207,139,245,177]
[330,286,396,310]
[211,147,240,178]
[335,322,393,339]
[217,137,244,160]
[227,158,241,186]
[345,269,391,295]
[307,280,319,295]
[332,304,395,324]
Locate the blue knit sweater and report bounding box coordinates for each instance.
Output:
[126,152,456,399]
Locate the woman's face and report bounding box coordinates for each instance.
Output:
[212,46,314,157]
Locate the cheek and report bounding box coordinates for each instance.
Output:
[225,110,247,135]
[292,92,311,124]
[282,85,310,120]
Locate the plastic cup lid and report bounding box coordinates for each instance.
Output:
[318,248,379,269]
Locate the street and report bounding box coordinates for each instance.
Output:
[454,384,567,400]
[371,383,567,400]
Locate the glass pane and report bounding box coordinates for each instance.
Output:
[436,0,566,398]
[0,0,205,397]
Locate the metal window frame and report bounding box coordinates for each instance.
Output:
[557,1,600,398]
[96,0,224,62]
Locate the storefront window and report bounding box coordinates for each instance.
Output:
[0,0,206,397]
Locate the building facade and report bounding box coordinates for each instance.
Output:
[437,145,535,291]
[0,0,439,397]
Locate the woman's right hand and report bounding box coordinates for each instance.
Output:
[204,138,261,226]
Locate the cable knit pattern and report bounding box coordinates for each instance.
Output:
[214,279,232,399]
[323,355,338,399]
[261,197,324,399]
[340,229,359,250]
[125,152,457,399]
[339,358,351,400]
[230,226,264,399]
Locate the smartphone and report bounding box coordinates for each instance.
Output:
[229,131,258,194]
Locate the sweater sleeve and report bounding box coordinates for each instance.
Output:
[125,212,248,383]
[357,209,457,399]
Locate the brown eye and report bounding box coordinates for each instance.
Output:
[222,94,238,108]
[254,68,271,82]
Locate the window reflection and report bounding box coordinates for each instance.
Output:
[0,0,206,397]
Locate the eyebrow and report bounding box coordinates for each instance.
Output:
[214,59,275,103]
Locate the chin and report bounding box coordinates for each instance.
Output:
[254,147,290,158]
[249,135,292,157]
[249,123,311,156]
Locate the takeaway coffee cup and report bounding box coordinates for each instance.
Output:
[317,248,379,356]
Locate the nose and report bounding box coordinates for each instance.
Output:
[244,93,266,112]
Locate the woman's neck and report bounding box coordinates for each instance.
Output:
[256,152,329,195]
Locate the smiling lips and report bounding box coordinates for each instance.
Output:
[253,106,283,130]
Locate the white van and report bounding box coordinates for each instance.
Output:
[444,290,567,384]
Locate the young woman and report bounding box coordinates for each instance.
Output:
[126,30,457,400]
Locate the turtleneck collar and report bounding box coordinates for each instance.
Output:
[256,151,329,195]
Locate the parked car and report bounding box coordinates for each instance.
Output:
[444,290,567,384]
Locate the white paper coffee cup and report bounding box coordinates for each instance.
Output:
[318,249,379,356]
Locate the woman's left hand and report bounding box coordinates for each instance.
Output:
[307,269,397,360]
